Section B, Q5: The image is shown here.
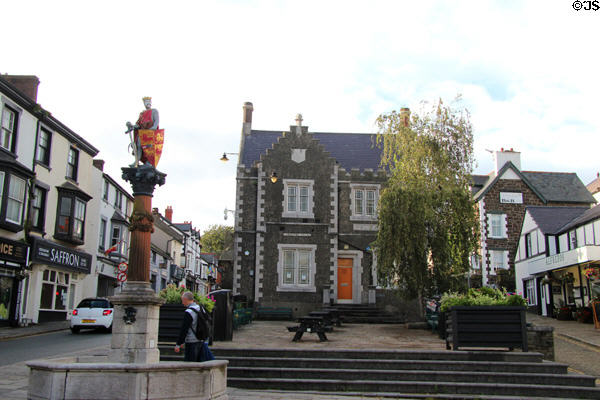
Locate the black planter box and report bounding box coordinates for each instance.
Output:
[446,306,528,352]
[158,304,186,343]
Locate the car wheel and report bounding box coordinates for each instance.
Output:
[71,327,80,334]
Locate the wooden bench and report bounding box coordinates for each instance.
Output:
[287,316,332,342]
[256,307,293,321]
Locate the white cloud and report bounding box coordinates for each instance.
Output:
[3,0,600,232]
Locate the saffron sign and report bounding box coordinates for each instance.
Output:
[500,192,523,204]
[30,237,92,274]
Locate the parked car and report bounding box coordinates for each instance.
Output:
[70,298,113,333]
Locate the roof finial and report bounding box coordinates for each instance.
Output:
[295,113,303,126]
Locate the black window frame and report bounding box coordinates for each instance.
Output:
[66,147,79,182]
[53,187,91,245]
[31,185,48,232]
[0,103,19,154]
[99,218,107,251]
[35,128,52,166]
[102,180,109,201]
[0,168,31,232]
[114,190,122,208]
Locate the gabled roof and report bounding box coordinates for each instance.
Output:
[527,206,588,235]
[521,171,595,204]
[0,75,99,156]
[474,162,546,202]
[241,130,382,172]
[586,175,600,195]
[471,173,492,196]
[557,203,600,234]
[473,162,596,205]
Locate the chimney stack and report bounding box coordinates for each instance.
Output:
[4,75,40,102]
[92,159,105,171]
[242,102,253,136]
[400,107,410,127]
[165,206,173,221]
[493,148,521,175]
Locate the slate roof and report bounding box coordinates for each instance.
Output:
[557,203,600,233]
[527,206,588,234]
[241,130,382,171]
[471,174,491,196]
[472,162,595,205]
[521,171,596,204]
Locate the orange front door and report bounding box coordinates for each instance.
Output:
[337,258,353,300]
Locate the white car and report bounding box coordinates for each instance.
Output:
[70,298,113,333]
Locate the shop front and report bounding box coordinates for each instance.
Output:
[0,237,29,326]
[96,258,120,298]
[170,264,185,286]
[28,237,92,323]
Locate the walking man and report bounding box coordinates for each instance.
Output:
[174,291,202,361]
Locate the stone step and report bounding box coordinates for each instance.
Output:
[207,348,545,363]
[227,377,600,399]
[227,366,596,387]
[218,356,569,374]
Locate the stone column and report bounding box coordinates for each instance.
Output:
[108,164,166,364]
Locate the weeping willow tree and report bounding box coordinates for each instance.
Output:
[374,98,479,302]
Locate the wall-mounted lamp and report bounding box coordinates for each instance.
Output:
[270,171,278,184]
[220,152,239,162]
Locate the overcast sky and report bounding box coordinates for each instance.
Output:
[4,1,599,232]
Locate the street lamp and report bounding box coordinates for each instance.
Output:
[270,171,278,184]
[224,208,235,220]
[220,152,239,162]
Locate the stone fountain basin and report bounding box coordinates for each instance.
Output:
[27,357,228,400]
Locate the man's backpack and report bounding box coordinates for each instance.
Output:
[189,305,211,341]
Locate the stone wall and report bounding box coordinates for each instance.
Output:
[527,324,555,360]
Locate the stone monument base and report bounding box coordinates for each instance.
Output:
[108,281,164,364]
[27,358,228,400]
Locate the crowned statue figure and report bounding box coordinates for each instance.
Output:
[126,97,164,168]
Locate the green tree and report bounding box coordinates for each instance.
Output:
[374,98,479,303]
[201,225,234,256]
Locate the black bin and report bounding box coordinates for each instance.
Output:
[209,289,233,341]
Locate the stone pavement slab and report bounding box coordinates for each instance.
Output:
[527,313,600,349]
[0,321,69,341]
[212,321,446,350]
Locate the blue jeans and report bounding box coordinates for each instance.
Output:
[184,341,201,362]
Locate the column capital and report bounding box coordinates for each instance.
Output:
[122,164,166,197]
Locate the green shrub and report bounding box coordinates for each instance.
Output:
[440,288,526,312]
[159,284,216,312]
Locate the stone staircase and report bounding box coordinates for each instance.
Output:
[161,347,600,399]
[323,304,403,324]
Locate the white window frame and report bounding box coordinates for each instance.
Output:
[490,249,509,271]
[277,244,317,292]
[282,179,314,218]
[525,279,536,306]
[350,184,380,221]
[6,175,25,225]
[40,269,70,311]
[488,213,507,239]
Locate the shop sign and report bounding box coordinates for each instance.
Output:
[500,192,523,204]
[31,238,92,274]
[170,264,185,280]
[0,237,28,264]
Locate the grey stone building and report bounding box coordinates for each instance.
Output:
[233,103,385,315]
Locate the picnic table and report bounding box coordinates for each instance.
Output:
[287,316,331,342]
[309,311,337,328]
